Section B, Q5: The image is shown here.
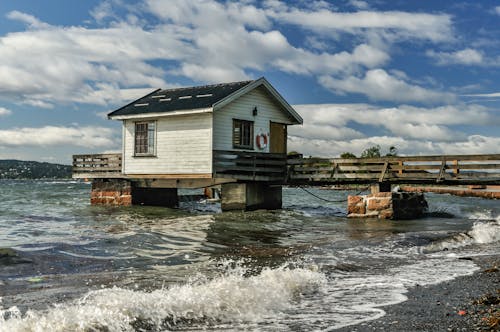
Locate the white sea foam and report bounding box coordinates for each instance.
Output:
[0,265,326,332]
[423,214,500,252]
[0,256,480,332]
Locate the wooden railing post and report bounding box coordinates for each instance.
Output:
[453,160,459,175]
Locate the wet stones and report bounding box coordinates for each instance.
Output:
[0,248,32,265]
[348,192,428,220]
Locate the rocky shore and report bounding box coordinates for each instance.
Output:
[338,255,499,331]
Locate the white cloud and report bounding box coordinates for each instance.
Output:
[288,135,500,157]
[296,102,497,131]
[349,1,370,10]
[6,10,50,29]
[22,99,54,109]
[319,69,455,103]
[0,2,398,106]
[495,6,500,15]
[0,126,117,148]
[0,107,12,117]
[90,1,116,23]
[464,92,500,98]
[267,8,453,42]
[0,14,186,106]
[288,103,499,156]
[288,124,365,141]
[426,48,484,65]
[0,1,460,107]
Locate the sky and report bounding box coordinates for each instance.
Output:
[0,0,499,164]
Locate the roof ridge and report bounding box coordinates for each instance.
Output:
[159,80,253,93]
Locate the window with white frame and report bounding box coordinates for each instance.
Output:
[134,121,156,156]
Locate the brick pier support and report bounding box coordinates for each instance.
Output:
[91,179,132,206]
[90,179,178,208]
[347,191,428,220]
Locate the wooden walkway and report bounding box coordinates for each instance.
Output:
[73,152,500,186]
[287,154,500,185]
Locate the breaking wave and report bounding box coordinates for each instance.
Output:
[423,214,500,252]
[0,263,325,332]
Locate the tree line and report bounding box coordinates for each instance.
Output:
[340,145,398,159]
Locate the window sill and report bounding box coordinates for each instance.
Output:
[233,146,254,150]
[133,154,157,158]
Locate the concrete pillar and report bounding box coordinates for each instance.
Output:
[91,179,132,206]
[221,183,282,211]
[132,187,178,207]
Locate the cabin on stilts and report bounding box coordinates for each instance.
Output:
[73,77,303,210]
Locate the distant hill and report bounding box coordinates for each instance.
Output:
[0,160,72,179]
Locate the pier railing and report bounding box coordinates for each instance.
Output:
[287,154,500,185]
[72,152,500,185]
[213,150,287,181]
[72,154,122,179]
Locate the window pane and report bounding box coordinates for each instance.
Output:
[135,121,155,155]
[232,119,253,149]
[148,122,155,154]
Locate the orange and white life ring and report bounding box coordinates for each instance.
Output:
[256,133,268,149]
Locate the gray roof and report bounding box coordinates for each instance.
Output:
[108,80,252,118]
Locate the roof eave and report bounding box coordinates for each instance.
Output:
[108,107,213,120]
[107,88,161,120]
[212,77,303,125]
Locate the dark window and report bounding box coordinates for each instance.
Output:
[233,119,254,149]
[134,121,156,155]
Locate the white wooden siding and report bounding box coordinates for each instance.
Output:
[123,113,213,175]
[213,86,293,152]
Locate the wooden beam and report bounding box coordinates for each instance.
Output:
[124,173,212,179]
[378,161,389,182]
[437,159,447,182]
[133,178,236,189]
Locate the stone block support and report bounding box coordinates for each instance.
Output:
[132,187,178,207]
[221,183,282,211]
[348,191,427,220]
[91,179,132,206]
[370,182,391,194]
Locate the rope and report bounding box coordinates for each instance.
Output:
[299,185,372,203]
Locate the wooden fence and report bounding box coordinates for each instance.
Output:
[72,154,122,178]
[287,154,500,185]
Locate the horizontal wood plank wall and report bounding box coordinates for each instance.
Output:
[213,86,293,152]
[123,113,213,175]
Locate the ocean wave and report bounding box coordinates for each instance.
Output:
[423,215,500,252]
[0,263,325,332]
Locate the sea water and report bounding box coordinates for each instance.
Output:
[0,180,498,331]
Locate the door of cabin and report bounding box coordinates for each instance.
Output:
[269,122,287,153]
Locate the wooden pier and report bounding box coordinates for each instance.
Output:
[74,152,500,186]
[73,152,500,216]
[287,154,500,185]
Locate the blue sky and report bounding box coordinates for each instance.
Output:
[0,0,499,163]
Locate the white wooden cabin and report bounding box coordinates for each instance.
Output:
[107,77,302,181]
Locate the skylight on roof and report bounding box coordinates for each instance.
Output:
[196,94,213,98]
[179,96,192,99]
[134,103,149,107]
[151,95,166,99]
[159,98,171,102]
